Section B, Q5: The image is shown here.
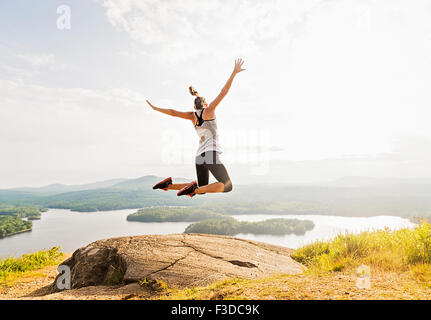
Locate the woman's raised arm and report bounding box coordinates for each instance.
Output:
[207,58,245,113]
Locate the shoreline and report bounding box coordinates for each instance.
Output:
[1,228,32,240]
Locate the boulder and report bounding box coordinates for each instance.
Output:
[52,233,303,291]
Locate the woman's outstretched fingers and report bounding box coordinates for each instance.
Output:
[234,58,246,74]
[146,100,155,110]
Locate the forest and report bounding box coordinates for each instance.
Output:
[0,205,46,239]
[184,217,315,236]
[0,205,43,220]
[0,216,32,239]
[127,207,224,222]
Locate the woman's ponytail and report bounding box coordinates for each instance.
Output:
[189,86,206,110]
[189,86,199,97]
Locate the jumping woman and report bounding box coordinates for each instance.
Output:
[146,58,246,198]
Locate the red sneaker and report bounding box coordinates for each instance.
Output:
[177,181,198,198]
[152,177,172,191]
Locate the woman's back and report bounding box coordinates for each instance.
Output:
[194,109,222,155]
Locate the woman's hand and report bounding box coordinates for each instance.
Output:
[233,58,246,74]
[146,100,156,110]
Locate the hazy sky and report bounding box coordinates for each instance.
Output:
[1,0,431,188]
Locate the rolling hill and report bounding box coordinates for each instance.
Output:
[0,176,431,220]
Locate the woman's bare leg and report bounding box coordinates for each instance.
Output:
[195,182,225,194]
[167,183,189,191]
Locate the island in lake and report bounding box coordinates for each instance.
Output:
[127,207,315,236]
[185,217,315,236]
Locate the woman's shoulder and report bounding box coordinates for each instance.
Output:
[202,108,216,121]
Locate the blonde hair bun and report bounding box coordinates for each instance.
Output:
[189,86,199,97]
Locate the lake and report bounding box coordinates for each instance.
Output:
[233,214,416,249]
[0,209,416,258]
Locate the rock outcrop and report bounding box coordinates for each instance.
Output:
[48,233,303,296]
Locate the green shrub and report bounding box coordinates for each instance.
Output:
[0,247,63,284]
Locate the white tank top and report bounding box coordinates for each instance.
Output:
[194,109,222,156]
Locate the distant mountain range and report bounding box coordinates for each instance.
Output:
[9,179,128,195]
[0,176,195,212]
[1,175,431,217]
[4,176,191,196]
[6,175,431,195]
[2,175,431,202]
[326,176,431,188]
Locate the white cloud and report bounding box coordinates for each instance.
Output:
[0,44,69,80]
[16,53,56,68]
[0,78,160,177]
[95,0,325,61]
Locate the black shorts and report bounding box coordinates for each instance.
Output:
[195,151,232,193]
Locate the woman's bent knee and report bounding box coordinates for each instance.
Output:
[223,180,233,193]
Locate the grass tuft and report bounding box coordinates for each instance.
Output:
[138,278,168,292]
[291,221,431,275]
[0,247,63,286]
